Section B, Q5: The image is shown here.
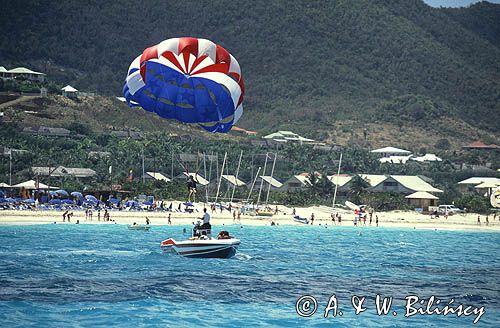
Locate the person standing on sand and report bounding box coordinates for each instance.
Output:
[338,214,342,225]
[237,210,241,223]
[477,215,481,225]
[62,210,68,222]
[97,210,101,221]
[88,209,93,221]
[146,217,150,225]
[292,208,296,216]
[485,216,489,226]
[233,210,236,222]
[168,213,172,225]
[331,213,335,225]
[310,213,315,225]
[376,215,379,227]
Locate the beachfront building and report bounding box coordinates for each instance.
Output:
[142,172,171,183]
[31,166,96,178]
[327,174,354,197]
[411,153,442,163]
[405,191,439,212]
[359,174,443,194]
[280,173,313,192]
[174,172,210,187]
[371,147,413,164]
[457,177,500,193]
[221,175,247,188]
[61,85,79,98]
[1,67,46,82]
[262,131,316,145]
[371,146,412,158]
[254,175,283,191]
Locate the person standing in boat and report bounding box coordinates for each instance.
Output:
[200,208,211,229]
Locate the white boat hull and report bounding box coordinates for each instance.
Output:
[161,238,240,258]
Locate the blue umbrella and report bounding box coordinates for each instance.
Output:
[5,197,15,202]
[49,199,62,205]
[0,191,5,198]
[61,199,74,204]
[49,191,58,196]
[0,198,7,203]
[71,191,83,198]
[14,197,23,202]
[109,198,120,204]
[55,189,69,197]
[85,195,98,201]
[23,199,36,204]
[125,200,139,207]
[143,201,153,206]
[183,202,194,207]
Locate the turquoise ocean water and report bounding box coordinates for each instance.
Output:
[0,223,498,327]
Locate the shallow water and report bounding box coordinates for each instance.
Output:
[0,224,498,327]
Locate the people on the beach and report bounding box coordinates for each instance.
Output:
[62,210,68,222]
[104,210,109,221]
[477,215,481,225]
[237,210,241,223]
[233,210,236,222]
[310,213,315,225]
[97,210,101,221]
[146,217,150,225]
[67,212,73,222]
[485,215,489,226]
[375,215,379,227]
[168,213,172,225]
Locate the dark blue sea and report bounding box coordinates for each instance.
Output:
[0,224,498,327]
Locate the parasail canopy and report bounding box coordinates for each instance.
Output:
[123,37,245,133]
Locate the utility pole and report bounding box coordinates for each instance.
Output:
[230,150,243,203]
[214,152,227,204]
[257,152,269,207]
[332,153,343,209]
[265,153,277,206]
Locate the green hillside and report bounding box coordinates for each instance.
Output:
[1,0,499,136]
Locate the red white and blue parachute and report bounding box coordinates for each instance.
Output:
[123,37,244,133]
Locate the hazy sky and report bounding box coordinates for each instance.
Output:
[423,0,500,7]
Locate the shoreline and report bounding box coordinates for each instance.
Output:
[1,206,499,232]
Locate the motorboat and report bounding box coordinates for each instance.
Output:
[128,224,151,231]
[160,222,240,258]
[293,215,309,224]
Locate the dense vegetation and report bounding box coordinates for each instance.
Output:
[1,0,499,136]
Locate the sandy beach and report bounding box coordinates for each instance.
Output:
[1,203,499,232]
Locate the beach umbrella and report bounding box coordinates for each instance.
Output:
[143,201,153,206]
[71,191,83,198]
[0,198,7,203]
[183,202,194,207]
[5,197,15,202]
[55,189,69,197]
[23,199,35,204]
[49,190,58,196]
[109,198,120,204]
[49,199,62,205]
[85,195,98,202]
[61,199,74,205]
[14,197,23,202]
[125,200,139,207]
[0,191,5,198]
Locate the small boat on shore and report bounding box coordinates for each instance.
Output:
[293,215,309,224]
[128,224,150,231]
[256,210,273,217]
